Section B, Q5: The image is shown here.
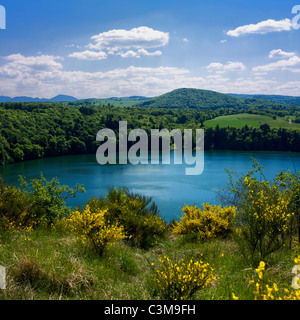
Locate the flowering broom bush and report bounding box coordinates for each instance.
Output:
[172,203,236,241]
[65,205,126,256]
[234,176,293,262]
[151,255,215,300]
[87,188,166,249]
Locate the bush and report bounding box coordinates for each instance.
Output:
[87,188,167,249]
[65,204,126,256]
[172,203,236,241]
[0,178,36,232]
[20,173,85,226]
[219,160,296,262]
[234,176,292,262]
[150,255,215,300]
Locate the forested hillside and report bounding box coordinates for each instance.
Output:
[0,100,300,165]
[137,88,291,110]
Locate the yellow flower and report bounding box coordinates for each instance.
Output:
[232,293,239,300]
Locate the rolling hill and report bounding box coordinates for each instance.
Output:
[137,88,242,109]
[136,88,290,110]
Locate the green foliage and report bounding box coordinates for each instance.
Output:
[0,177,36,232]
[19,173,85,226]
[137,88,284,110]
[0,99,300,166]
[219,160,296,263]
[87,188,167,249]
[0,174,86,231]
[275,170,300,242]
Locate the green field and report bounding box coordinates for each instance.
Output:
[204,113,300,130]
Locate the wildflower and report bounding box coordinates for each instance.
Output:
[232,293,239,300]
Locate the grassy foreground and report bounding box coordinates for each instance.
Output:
[0,226,299,300]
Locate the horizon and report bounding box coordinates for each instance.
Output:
[0,1,300,99]
[2,87,300,101]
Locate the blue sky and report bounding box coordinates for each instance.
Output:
[0,0,299,98]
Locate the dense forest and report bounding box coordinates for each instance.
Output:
[0,99,300,165]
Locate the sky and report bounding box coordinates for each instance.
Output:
[0,0,300,99]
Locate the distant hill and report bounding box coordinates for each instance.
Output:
[137,88,242,109]
[0,95,78,103]
[50,95,78,102]
[136,88,298,110]
[228,93,300,106]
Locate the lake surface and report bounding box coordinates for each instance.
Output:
[0,151,299,222]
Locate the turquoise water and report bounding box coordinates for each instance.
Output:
[0,151,299,222]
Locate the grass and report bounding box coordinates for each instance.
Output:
[0,226,298,300]
[204,113,300,130]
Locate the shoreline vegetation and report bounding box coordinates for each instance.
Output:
[0,161,299,300]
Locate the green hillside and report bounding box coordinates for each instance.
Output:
[138,88,242,109]
[137,88,287,110]
[204,113,300,130]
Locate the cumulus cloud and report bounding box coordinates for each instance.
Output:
[88,26,169,51]
[68,50,107,60]
[253,55,300,72]
[207,61,246,73]
[227,18,292,37]
[69,26,168,60]
[2,52,300,99]
[268,49,296,59]
[116,48,162,58]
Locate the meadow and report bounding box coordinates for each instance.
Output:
[0,164,299,301]
[204,113,300,130]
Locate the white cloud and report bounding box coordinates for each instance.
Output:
[2,53,300,99]
[69,26,168,60]
[69,50,107,60]
[88,26,169,51]
[116,48,162,58]
[183,38,189,43]
[253,55,300,72]
[268,49,296,59]
[227,18,292,37]
[207,61,246,73]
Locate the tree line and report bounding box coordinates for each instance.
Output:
[0,102,299,165]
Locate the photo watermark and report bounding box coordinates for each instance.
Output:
[96,122,204,176]
[0,265,5,290]
[292,5,300,29]
[0,5,6,29]
[292,264,300,290]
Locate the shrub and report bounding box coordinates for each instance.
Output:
[219,160,296,262]
[0,178,36,232]
[65,205,126,256]
[234,176,292,262]
[150,255,215,300]
[20,174,85,226]
[87,188,167,249]
[172,203,236,241]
